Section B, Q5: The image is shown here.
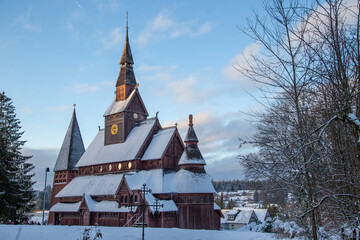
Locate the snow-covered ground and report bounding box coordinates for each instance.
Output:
[0,225,288,240]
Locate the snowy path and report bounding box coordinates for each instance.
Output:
[0,225,282,240]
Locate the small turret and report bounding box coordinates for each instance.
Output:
[178,115,206,170]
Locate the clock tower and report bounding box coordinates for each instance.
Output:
[104,15,148,145]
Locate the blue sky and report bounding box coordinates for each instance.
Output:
[0,0,263,190]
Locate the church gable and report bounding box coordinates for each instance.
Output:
[116,176,132,195]
[162,129,184,169]
[125,90,148,117]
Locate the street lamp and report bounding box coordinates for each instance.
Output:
[42,167,50,225]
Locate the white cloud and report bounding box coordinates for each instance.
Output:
[103,27,122,49]
[137,12,213,45]
[66,81,113,93]
[222,42,261,87]
[163,110,256,168]
[14,8,42,32]
[166,76,208,103]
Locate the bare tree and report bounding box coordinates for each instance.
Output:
[238,0,360,238]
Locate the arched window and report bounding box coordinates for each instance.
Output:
[135,195,138,203]
[120,196,124,203]
[125,196,128,203]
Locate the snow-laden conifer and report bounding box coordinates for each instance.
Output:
[0,91,35,222]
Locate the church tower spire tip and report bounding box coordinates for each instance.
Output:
[116,12,136,101]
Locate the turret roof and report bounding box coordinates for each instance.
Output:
[54,108,85,171]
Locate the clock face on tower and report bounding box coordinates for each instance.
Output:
[111,124,118,135]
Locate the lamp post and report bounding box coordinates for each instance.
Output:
[42,167,50,225]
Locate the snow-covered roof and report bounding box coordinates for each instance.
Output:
[84,194,135,213]
[184,125,199,142]
[235,208,270,222]
[144,192,178,213]
[227,209,240,215]
[236,210,255,224]
[57,168,214,199]
[125,169,215,194]
[76,119,156,167]
[56,173,123,197]
[163,169,215,193]
[141,128,175,161]
[103,90,136,117]
[125,169,163,193]
[50,202,81,212]
[253,209,269,222]
[178,149,206,165]
[223,209,257,224]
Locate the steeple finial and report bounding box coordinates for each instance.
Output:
[126,11,128,30]
[184,114,199,143]
[189,114,193,127]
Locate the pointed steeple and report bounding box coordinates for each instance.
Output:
[54,106,85,171]
[116,12,137,99]
[179,115,206,166]
[120,13,134,65]
[184,114,199,143]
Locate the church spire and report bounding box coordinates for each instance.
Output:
[119,12,134,66]
[116,12,136,101]
[54,106,85,171]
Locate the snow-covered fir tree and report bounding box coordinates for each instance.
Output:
[0,91,35,222]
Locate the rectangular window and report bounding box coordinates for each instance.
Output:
[184,197,189,203]
[192,196,197,203]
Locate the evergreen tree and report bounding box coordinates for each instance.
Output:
[226,199,234,209]
[0,91,35,221]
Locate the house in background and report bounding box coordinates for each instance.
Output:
[221,207,271,230]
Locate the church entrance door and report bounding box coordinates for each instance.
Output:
[82,210,90,226]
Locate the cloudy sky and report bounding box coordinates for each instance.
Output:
[0,0,263,190]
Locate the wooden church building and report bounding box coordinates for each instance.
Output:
[49,21,222,230]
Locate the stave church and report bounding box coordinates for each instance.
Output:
[48,19,222,230]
